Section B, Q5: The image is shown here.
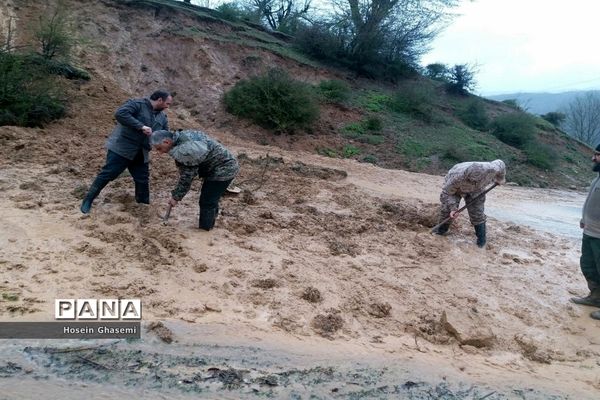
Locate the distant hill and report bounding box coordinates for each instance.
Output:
[487,90,600,115]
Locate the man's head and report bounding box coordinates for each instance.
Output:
[149,90,173,111]
[150,130,175,153]
[491,159,506,185]
[592,144,600,172]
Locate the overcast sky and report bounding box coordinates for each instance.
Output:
[421,0,600,96]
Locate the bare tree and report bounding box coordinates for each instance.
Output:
[249,0,312,32]
[565,92,600,145]
[564,92,600,146]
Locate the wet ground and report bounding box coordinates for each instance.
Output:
[0,323,575,400]
[488,195,584,239]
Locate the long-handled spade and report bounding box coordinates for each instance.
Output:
[430,183,498,233]
[161,204,173,225]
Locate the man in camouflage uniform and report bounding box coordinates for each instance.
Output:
[151,129,239,230]
[434,160,506,248]
[80,90,173,214]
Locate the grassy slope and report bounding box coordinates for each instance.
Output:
[123,0,593,189]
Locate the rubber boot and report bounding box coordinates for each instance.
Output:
[571,288,600,307]
[474,223,486,248]
[434,222,450,235]
[80,178,109,214]
[199,208,218,231]
[134,182,150,204]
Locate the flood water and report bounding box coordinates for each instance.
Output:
[487,190,586,239]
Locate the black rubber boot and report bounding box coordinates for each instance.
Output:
[474,223,486,248]
[134,182,150,204]
[199,208,219,231]
[80,178,109,214]
[434,223,450,235]
[571,289,600,307]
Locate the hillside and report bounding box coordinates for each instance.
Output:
[1,0,599,398]
[4,0,592,189]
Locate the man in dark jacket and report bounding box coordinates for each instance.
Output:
[150,129,239,231]
[572,144,600,320]
[80,90,173,213]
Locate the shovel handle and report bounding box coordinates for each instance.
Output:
[163,204,172,221]
[430,183,498,233]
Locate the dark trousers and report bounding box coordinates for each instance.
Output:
[92,150,149,203]
[198,179,232,230]
[581,234,600,291]
[199,179,232,209]
[96,150,148,184]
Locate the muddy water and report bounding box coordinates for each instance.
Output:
[488,189,586,239]
[0,323,574,399]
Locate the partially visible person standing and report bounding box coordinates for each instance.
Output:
[150,129,239,231]
[572,145,600,320]
[80,90,173,214]
[433,160,506,248]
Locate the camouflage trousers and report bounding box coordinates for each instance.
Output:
[439,190,487,226]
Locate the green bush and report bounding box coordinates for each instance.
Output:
[491,113,535,148]
[318,80,350,103]
[223,69,319,133]
[342,145,360,158]
[0,52,65,127]
[364,116,382,131]
[442,143,469,162]
[357,134,384,145]
[397,139,428,157]
[361,154,378,164]
[524,142,557,170]
[389,87,433,122]
[459,100,489,131]
[361,92,390,112]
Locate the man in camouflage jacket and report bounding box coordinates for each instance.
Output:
[434,159,506,247]
[80,90,173,214]
[151,129,239,230]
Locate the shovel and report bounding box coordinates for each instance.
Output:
[430,183,498,233]
[162,204,173,225]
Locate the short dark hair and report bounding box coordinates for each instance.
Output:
[150,90,171,101]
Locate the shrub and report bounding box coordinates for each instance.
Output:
[223,69,319,133]
[397,139,427,157]
[424,63,449,82]
[293,23,345,65]
[215,2,244,22]
[318,80,350,103]
[34,2,78,61]
[459,100,489,131]
[491,113,535,148]
[446,64,477,95]
[358,134,384,145]
[501,99,522,110]
[361,154,378,164]
[524,142,557,170]
[442,143,469,162]
[364,116,382,131]
[342,145,360,158]
[541,111,566,126]
[0,52,65,127]
[389,86,433,122]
